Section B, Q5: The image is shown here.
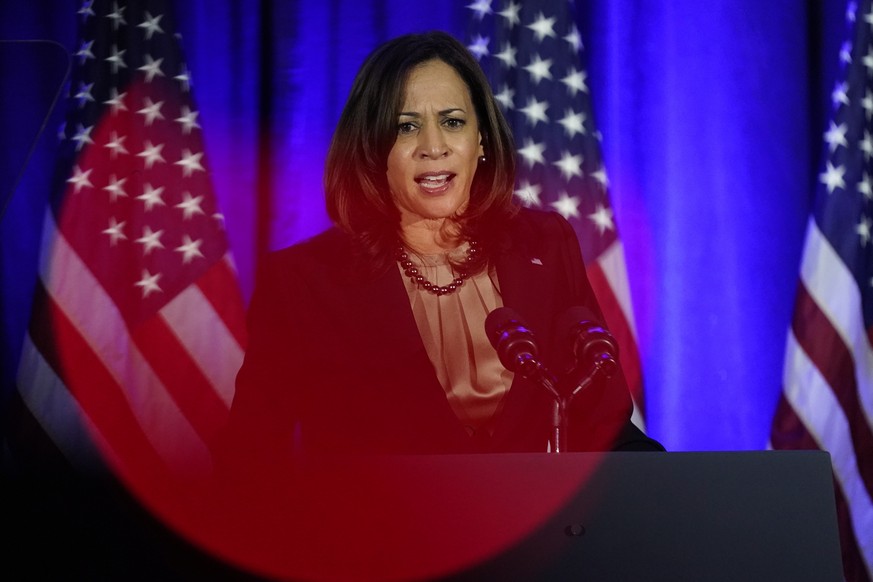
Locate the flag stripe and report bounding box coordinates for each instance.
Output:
[40,211,211,474]
[800,218,873,429]
[770,396,872,582]
[783,331,873,571]
[17,333,105,472]
[596,241,639,340]
[131,314,229,445]
[165,267,244,407]
[592,240,644,415]
[772,4,873,578]
[195,255,248,349]
[44,289,174,480]
[586,258,645,420]
[792,280,873,500]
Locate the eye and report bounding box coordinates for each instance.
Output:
[397,121,418,135]
[443,117,465,130]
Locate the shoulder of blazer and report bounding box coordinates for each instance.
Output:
[270,226,349,267]
[501,207,576,254]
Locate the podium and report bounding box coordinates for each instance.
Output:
[4,451,844,581]
[204,450,844,581]
[442,451,844,581]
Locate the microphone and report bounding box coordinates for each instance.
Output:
[556,307,619,379]
[485,308,558,397]
[485,307,541,376]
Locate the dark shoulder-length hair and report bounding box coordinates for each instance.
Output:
[324,30,517,275]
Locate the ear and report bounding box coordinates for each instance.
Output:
[478,132,485,157]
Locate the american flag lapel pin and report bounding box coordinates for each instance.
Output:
[531,257,543,266]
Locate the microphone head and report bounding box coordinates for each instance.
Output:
[556,306,619,377]
[485,307,539,372]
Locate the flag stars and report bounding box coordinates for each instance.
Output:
[137,141,166,169]
[588,204,615,234]
[468,35,490,60]
[495,84,515,110]
[591,165,609,188]
[518,138,546,168]
[859,174,873,199]
[554,151,584,181]
[176,149,205,177]
[824,121,848,152]
[135,269,162,298]
[558,109,586,139]
[551,193,581,219]
[137,183,166,210]
[136,226,165,255]
[176,235,205,264]
[839,40,852,65]
[106,2,126,30]
[71,124,94,151]
[174,65,192,92]
[863,46,873,73]
[106,45,127,74]
[832,81,850,109]
[138,54,165,82]
[175,192,205,219]
[819,161,846,194]
[138,12,164,39]
[104,88,128,113]
[175,106,201,134]
[66,165,93,194]
[137,97,165,126]
[564,25,583,53]
[514,180,542,206]
[863,90,873,119]
[527,12,557,42]
[495,43,517,68]
[520,97,549,127]
[75,82,95,107]
[861,131,873,160]
[76,40,94,64]
[524,54,553,84]
[78,0,95,20]
[857,216,872,246]
[498,1,521,27]
[562,68,588,96]
[103,174,128,201]
[102,217,127,245]
[467,0,492,19]
[105,131,129,158]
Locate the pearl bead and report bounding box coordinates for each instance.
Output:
[396,240,479,297]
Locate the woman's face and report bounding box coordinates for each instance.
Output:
[386,59,484,231]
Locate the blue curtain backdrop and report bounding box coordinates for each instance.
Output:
[0,0,846,452]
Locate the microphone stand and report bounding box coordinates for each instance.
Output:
[510,354,565,453]
[550,357,615,453]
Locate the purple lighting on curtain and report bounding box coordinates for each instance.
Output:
[587,0,812,450]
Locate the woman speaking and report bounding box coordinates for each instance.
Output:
[220,31,661,471]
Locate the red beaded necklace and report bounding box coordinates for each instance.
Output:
[397,240,479,296]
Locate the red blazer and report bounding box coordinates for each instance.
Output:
[221,208,661,468]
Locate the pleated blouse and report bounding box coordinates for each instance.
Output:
[399,245,515,438]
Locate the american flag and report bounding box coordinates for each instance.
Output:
[12,0,246,492]
[466,0,646,427]
[770,1,873,580]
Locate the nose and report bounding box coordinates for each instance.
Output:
[416,123,449,159]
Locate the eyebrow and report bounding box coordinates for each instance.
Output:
[398,108,466,117]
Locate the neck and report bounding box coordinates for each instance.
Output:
[400,217,463,254]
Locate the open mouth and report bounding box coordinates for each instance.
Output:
[415,172,456,193]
